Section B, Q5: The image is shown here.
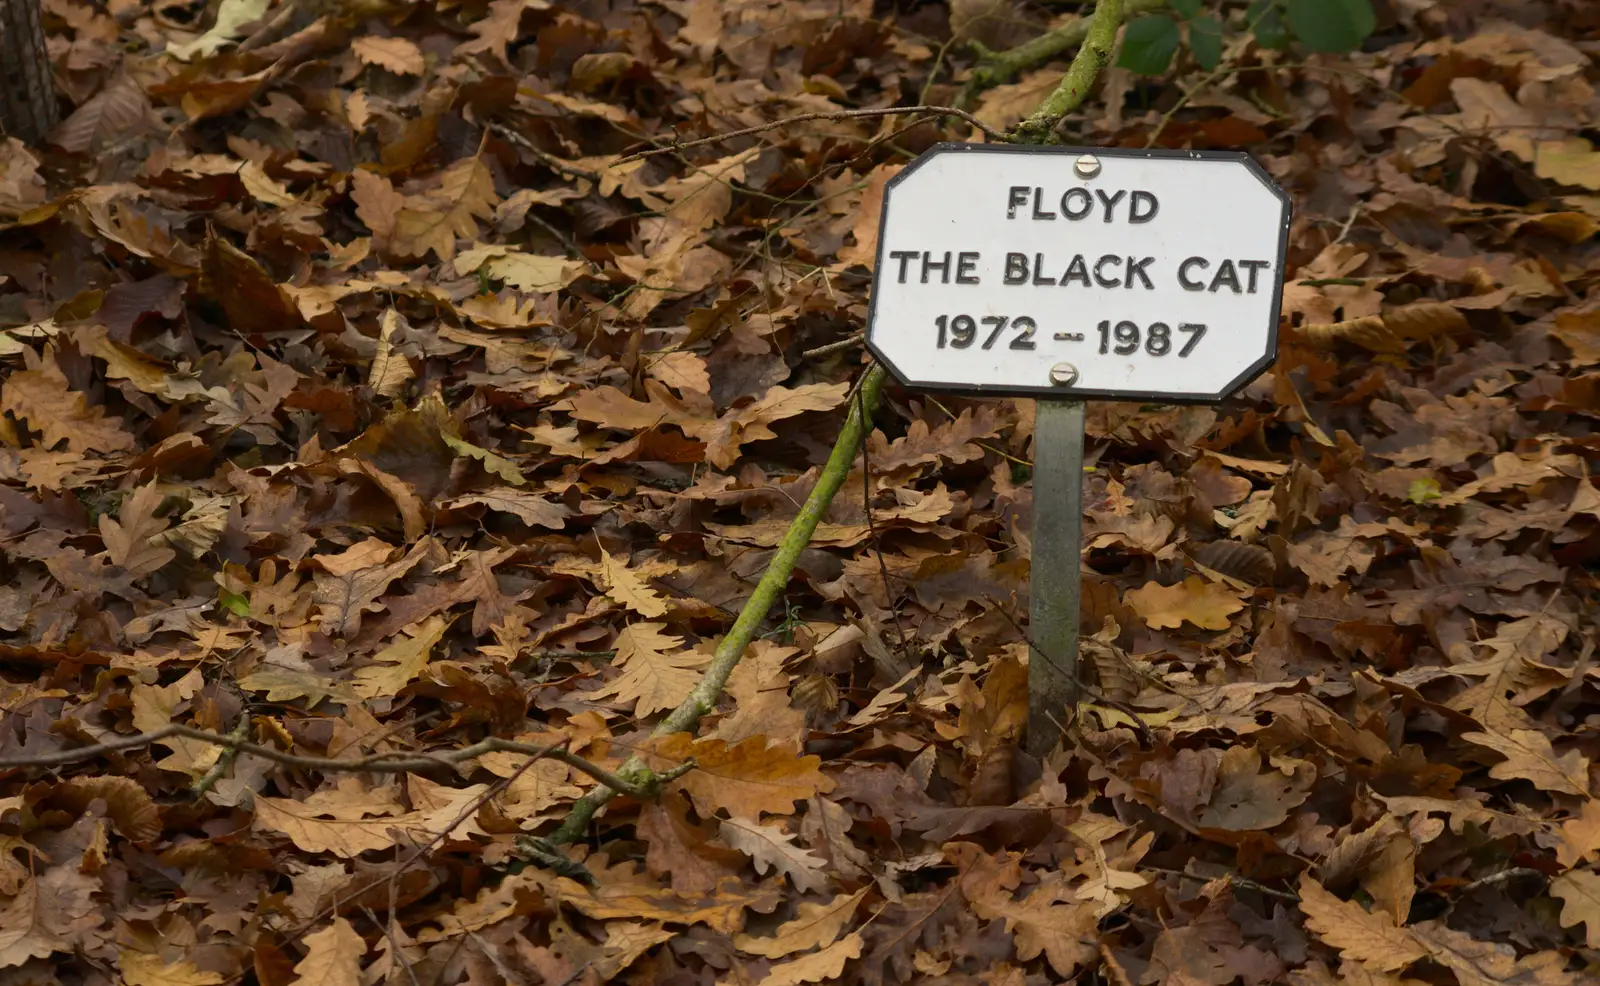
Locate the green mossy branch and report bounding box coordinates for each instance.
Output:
[1011,0,1126,144]
[960,0,1162,111]
[547,365,888,845]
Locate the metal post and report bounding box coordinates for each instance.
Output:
[1027,398,1084,755]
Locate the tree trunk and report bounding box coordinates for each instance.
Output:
[0,0,58,144]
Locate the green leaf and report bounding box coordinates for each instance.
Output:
[1189,14,1224,69]
[441,432,527,485]
[1252,6,1290,50]
[1118,16,1182,76]
[220,588,251,618]
[1169,0,1202,18]
[1284,0,1375,53]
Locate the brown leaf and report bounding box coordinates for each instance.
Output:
[1,355,135,453]
[49,76,153,153]
[290,917,365,986]
[1296,875,1426,973]
[390,156,499,262]
[717,815,829,894]
[600,548,670,617]
[120,952,224,986]
[98,482,177,576]
[734,888,866,959]
[352,36,426,76]
[1197,747,1312,831]
[1552,869,1600,948]
[0,866,103,967]
[1125,576,1244,631]
[644,733,832,819]
[592,623,707,717]
[751,932,862,986]
[312,540,433,638]
[50,777,161,842]
[1462,729,1590,796]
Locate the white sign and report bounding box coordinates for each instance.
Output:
[865,144,1291,402]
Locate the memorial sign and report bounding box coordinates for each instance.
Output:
[864,143,1292,752]
[866,144,1291,402]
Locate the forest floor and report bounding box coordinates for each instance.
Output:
[1,1,1599,985]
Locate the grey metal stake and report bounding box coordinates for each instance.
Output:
[1026,393,1084,756]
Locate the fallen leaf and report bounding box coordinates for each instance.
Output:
[718,815,829,893]
[1125,576,1245,631]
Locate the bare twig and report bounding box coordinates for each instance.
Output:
[1460,867,1547,894]
[362,905,422,986]
[1144,865,1301,903]
[0,723,677,798]
[487,123,603,182]
[802,333,865,360]
[614,106,1006,164]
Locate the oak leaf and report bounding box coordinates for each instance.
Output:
[290,917,365,986]
[965,872,1099,978]
[697,383,849,469]
[601,548,670,617]
[352,615,453,698]
[1125,576,1244,631]
[647,351,711,395]
[1286,517,1378,587]
[718,816,829,894]
[120,952,224,986]
[253,780,408,857]
[1552,869,1600,948]
[353,35,425,75]
[390,156,499,262]
[754,933,863,986]
[448,491,567,529]
[1297,875,1425,972]
[369,309,415,398]
[98,482,177,576]
[735,888,867,958]
[313,539,432,637]
[592,623,707,717]
[1556,799,1600,868]
[1463,729,1590,796]
[644,733,832,818]
[351,169,406,246]
[1,356,135,453]
[1198,747,1313,831]
[440,431,525,485]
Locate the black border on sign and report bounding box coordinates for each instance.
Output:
[862,142,1293,404]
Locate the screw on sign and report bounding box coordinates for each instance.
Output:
[864,144,1291,752]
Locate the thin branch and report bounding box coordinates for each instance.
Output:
[189,715,250,798]
[0,724,677,798]
[487,123,603,182]
[802,333,865,360]
[546,363,892,845]
[960,0,1164,110]
[613,106,1006,165]
[1144,866,1301,903]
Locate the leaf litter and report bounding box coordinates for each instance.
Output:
[0,0,1598,984]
